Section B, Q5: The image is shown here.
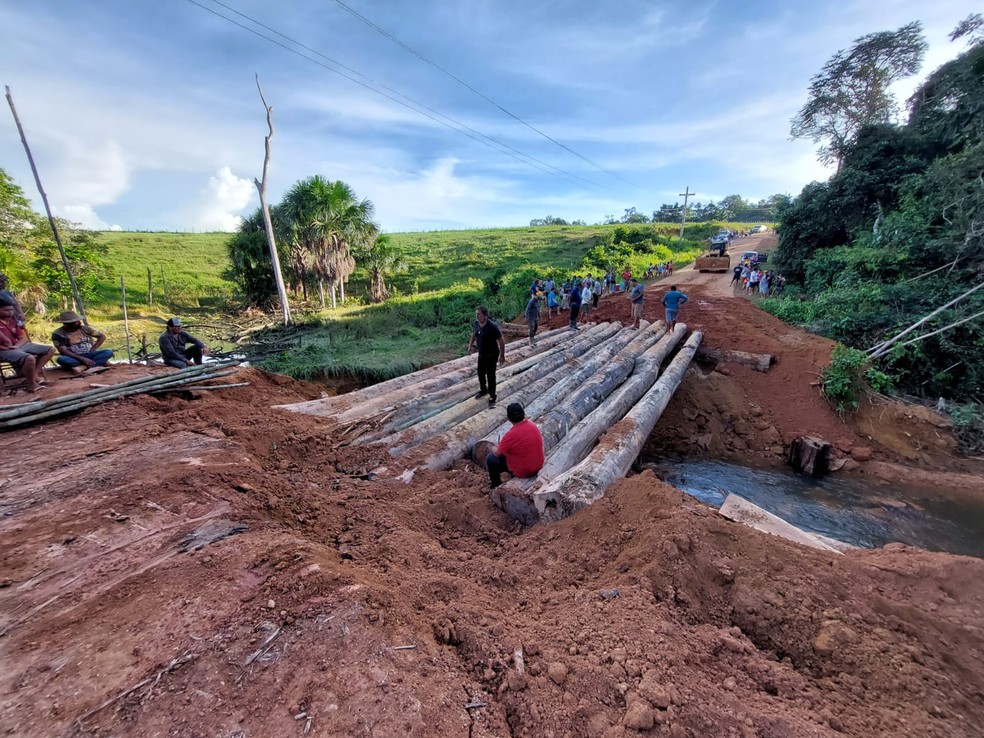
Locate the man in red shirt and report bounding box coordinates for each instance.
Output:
[486,402,545,488]
[0,297,57,393]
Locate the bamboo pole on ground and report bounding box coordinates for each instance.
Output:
[280,326,570,417]
[531,331,703,522]
[327,323,594,427]
[371,323,621,452]
[491,324,687,519]
[406,324,647,473]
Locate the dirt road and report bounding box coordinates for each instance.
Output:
[3,267,984,737]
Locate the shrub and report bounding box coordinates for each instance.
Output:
[821,345,894,411]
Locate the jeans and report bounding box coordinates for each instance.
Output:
[569,305,580,328]
[487,453,510,487]
[477,354,497,400]
[527,319,538,340]
[56,349,114,368]
[165,345,203,369]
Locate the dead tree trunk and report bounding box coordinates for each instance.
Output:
[695,347,773,372]
[532,332,703,522]
[787,436,831,477]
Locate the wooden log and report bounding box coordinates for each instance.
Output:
[718,494,842,553]
[332,321,613,429]
[696,347,774,372]
[491,324,686,517]
[392,323,644,472]
[279,326,571,417]
[369,323,621,451]
[531,332,703,522]
[481,322,667,455]
[787,436,831,477]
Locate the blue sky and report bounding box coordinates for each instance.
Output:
[0,0,977,232]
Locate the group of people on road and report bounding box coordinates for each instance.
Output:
[0,272,211,394]
[730,263,785,296]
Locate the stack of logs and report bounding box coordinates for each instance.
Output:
[282,322,702,524]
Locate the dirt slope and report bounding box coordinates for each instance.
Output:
[3,356,984,737]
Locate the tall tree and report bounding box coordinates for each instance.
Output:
[791,22,927,168]
[357,233,405,303]
[279,176,377,309]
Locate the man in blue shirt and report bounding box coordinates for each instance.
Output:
[661,285,688,332]
[628,278,645,329]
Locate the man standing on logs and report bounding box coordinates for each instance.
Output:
[486,402,544,488]
[524,291,540,348]
[661,285,688,332]
[628,278,645,329]
[467,305,505,408]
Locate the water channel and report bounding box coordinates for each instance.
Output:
[654,459,984,559]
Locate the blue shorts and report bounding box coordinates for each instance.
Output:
[665,308,678,322]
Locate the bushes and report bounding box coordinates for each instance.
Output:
[821,345,894,411]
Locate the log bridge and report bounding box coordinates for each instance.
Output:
[280,322,702,524]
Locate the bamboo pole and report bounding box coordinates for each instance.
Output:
[531,332,702,522]
[0,368,241,430]
[147,267,153,306]
[120,275,133,364]
[5,86,86,320]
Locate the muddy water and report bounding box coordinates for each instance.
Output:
[655,459,984,559]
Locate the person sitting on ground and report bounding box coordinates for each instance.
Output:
[51,311,113,374]
[486,402,545,488]
[159,317,208,369]
[628,277,645,329]
[0,297,56,393]
[661,284,688,332]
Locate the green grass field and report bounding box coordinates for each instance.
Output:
[42,222,747,378]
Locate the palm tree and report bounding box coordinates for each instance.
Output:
[278,176,377,309]
[357,233,405,303]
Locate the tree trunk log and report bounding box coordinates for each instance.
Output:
[401,324,639,473]
[530,332,702,522]
[280,327,571,417]
[376,323,622,453]
[787,436,831,477]
[491,324,686,517]
[333,322,608,431]
[695,347,774,372]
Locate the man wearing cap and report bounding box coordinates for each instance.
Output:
[159,317,208,369]
[51,311,113,373]
[0,297,56,393]
[486,402,545,488]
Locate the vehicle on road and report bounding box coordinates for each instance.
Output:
[751,225,768,234]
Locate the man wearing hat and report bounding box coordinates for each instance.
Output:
[486,402,545,488]
[51,311,113,373]
[159,317,208,368]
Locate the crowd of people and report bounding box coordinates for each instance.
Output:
[730,261,786,296]
[0,272,210,394]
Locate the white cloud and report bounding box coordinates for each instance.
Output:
[186,167,256,232]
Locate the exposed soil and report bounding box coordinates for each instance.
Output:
[3,234,984,737]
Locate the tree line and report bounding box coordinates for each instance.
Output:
[769,15,984,410]
[529,194,786,228]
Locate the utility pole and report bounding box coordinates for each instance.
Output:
[678,186,694,241]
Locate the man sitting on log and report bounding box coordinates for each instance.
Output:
[0,297,57,393]
[159,317,209,369]
[486,402,545,489]
[51,311,113,374]
[467,305,505,408]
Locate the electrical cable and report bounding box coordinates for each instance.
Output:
[329,0,638,189]
[183,0,598,189]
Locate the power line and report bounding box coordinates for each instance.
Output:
[328,0,637,189]
[183,0,597,189]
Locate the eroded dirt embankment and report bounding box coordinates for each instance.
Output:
[1,360,983,737]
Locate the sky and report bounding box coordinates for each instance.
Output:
[0,0,978,233]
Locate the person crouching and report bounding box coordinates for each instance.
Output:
[486,402,545,488]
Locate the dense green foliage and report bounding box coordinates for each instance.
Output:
[768,29,984,402]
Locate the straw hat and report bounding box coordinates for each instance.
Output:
[55,310,83,323]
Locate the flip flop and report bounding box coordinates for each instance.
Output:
[84,366,111,375]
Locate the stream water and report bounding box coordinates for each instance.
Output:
[655,459,984,559]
